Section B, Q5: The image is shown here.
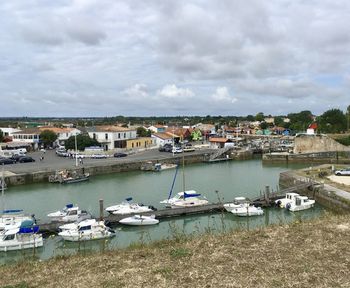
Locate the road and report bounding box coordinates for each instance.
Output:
[1,148,214,175]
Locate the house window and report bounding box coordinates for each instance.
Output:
[132,143,134,148]
[124,133,126,138]
[118,133,120,139]
[93,133,96,140]
[105,133,108,140]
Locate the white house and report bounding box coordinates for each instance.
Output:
[151,133,174,147]
[87,125,137,150]
[0,127,22,138]
[145,125,167,133]
[38,127,81,146]
[11,128,41,150]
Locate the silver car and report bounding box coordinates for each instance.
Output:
[335,168,350,176]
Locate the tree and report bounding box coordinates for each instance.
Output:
[260,122,268,130]
[136,127,151,137]
[255,112,264,122]
[40,130,58,148]
[65,134,100,151]
[318,109,347,133]
[287,110,314,132]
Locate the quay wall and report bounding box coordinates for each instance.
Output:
[263,151,350,164]
[279,170,350,212]
[5,150,251,187]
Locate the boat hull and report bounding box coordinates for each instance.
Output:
[59,231,114,242]
[119,216,159,226]
[0,235,43,252]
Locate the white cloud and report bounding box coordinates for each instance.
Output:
[157,84,194,99]
[211,87,237,103]
[0,0,350,116]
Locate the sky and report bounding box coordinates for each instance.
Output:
[1,0,350,117]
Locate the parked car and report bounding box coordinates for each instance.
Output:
[114,152,128,158]
[18,156,35,163]
[10,154,26,162]
[0,157,16,165]
[159,144,173,152]
[91,154,108,159]
[172,146,183,154]
[335,168,350,176]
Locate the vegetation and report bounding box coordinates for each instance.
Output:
[39,130,58,148]
[136,127,151,137]
[1,213,350,287]
[317,109,347,133]
[65,134,100,151]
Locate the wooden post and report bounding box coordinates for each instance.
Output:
[264,186,270,206]
[99,199,104,221]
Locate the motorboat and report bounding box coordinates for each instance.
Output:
[49,170,89,184]
[286,195,315,212]
[0,210,35,232]
[160,190,200,207]
[47,204,91,222]
[58,219,115,241]
[119,215,159,226]
[140,162,177,172]
[170,191,209,208]
[230,203,264,217]
[0,219,43,252]
[275,193,300,208]
[223,197,248,212]
[106,198,156,215]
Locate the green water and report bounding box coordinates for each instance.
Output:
[0,159,324,264]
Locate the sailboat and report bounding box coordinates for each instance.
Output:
[160,148,208,208]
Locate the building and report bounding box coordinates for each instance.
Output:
[0,128,22,138]
[87,126,137,150]
[209,137,233,149]
[11,128,41,150]
[38,127,81,146]
[151,133,175,147]
[126,137,155,150]
[146,125,166,133]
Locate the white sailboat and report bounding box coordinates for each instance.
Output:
[119,214,159,226]
[166,153,208,209]
[105,197,155,215]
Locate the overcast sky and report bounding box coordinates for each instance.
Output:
[1,0,350,117]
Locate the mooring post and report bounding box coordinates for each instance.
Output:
[99,199,104,221]
[264,186,270,205]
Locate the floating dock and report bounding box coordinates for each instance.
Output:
[38,181,315,234]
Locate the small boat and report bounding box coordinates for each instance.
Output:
[230,203,264,217]
[119,215,159,226]
[49,170,89,184]
[160,190,202,207]
[171,191,209,208]
[58,219,115,241]
[275,193,300,208]
[286,195,315,212]
[0,220,43,252]
[106,198,156,215]
[47,204,91,222]
[0,210,35,232]
[223,197,248,212]
[141,162,177,172]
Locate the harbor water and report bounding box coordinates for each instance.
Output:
[0,158,324,264]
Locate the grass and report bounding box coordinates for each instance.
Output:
[1,213,350,287]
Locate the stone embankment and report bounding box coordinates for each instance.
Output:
[279,166,350,212]
[4,149,253,187]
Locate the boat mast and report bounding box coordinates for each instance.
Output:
[75,133,78,167]
[182,137,185,193]
[1,164,4,212]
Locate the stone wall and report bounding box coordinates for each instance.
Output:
[294,134,350,154]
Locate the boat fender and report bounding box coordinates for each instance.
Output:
[286,203,291,210]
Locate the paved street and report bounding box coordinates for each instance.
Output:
[1,148,214,175]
